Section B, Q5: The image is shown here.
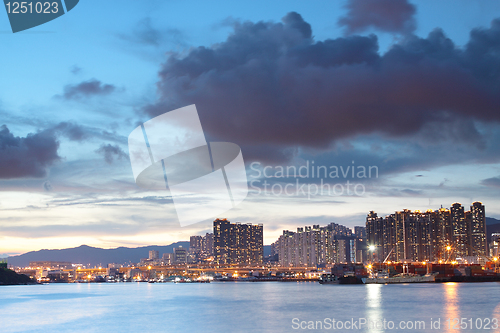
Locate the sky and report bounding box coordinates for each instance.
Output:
[1,0,500,256]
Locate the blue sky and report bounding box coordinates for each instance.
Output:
[1,0,500,255]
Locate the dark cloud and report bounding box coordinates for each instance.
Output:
[481,176,500,188]
[47,122,126,145]
[144,13,500,167]
[62,79,116,100]
[52,122,89,141]
[338,0,417,35]
[0,125,59,179]
[95,144,128,164]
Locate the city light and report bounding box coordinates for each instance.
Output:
[446,246,452,251]
[369,245,375,251]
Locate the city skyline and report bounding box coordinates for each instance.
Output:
[1,0,500,256]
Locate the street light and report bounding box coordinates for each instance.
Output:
[368,245,376,268]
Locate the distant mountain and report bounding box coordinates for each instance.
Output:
[6,242,272,267]
[487,218,500,243]
[6,242,189,268]
[264,245,271,257]
[486,217,500,226]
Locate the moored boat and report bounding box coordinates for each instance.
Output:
[362,272,436,284]
[319,273,340,284]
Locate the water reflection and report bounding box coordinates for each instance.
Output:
[443,282,459,333]
[366,284,383,333]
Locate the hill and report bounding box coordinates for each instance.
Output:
[6,242,190,268]
[486,217,500,226]
[487,217,500,243]
[0,268,34,285]
[6,242,272,267]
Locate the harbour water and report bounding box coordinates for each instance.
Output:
[1,282,500,332]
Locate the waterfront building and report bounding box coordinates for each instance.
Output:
[451,203,470,258]
[190,236,203,253]
[213,218,263,265]
[173,246,188,264]
[354,226,366,240]
[202,233,214,256]
[149,250,159,260]
[162,253,173,265]
[28,261,73,269]
[470,202,487,257]
[275,222,357,266]
[490,233,500,258]
[366,202,488,263]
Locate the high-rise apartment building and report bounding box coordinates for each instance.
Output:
[173,246,188,264]
[190,236,203,253]
[149,250,159,260]
[366,202,487,263]
[274,222,358,266]
[202,233,214,256]
[470,202,487,256]
[213,218,263,265]
[354,226,366,240]
[451,203,470,257]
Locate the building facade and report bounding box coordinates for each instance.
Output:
[273,222,363,267]
[213,218,263,265]
[366,202,487,263]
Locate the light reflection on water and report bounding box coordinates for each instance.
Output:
[366,284,383,333]
[444,283,459,333]
[0,282,499,332]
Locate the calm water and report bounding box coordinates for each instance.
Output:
[1,282,500,332]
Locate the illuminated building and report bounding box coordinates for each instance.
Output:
[149,250,159,260]
[213,218,263,265]
[276,222,357,266]
[451,203,470,258]
[470,202,487,257]
[202,233,214,256]
[173,246,188,264]
[190,236,203,253]
[490,233,500,258]
[366,202,488,263]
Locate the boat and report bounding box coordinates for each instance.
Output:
[362,272,436,284]
[319,274,340,284]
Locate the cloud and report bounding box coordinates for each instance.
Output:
[481,176,500,188]
[338,0,417,35]
[61,79,116,100]
[0,125,60,179]
[118,17,187,48]
[144,13,500,167]
[47,121,127,145]
[70,65,82,75]
[95,144,128,164]
[43,181,52,191]
[52,122,89,141]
